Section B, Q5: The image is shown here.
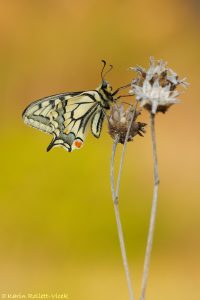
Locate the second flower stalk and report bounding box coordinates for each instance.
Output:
[108,57,188,300]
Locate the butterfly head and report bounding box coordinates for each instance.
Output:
[97,61,132,104]
[101,79,112,94]
[96,60,114,102]
[96,79,113,104]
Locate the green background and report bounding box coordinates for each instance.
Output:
[0,1,199,299]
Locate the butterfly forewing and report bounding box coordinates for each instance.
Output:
[22,92,82,134]
[22,91,105,152]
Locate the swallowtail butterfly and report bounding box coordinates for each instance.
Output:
[22,61,125,152]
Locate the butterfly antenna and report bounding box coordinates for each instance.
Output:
[103,64,113,79]
[101,60,113,80]
[101,60,107,81]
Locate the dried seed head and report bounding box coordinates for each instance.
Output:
[108,104,146,144]
[129,57,188,114]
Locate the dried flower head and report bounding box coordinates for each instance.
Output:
[108,104,146,144]
[129,57,188,114]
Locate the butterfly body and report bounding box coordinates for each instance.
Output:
[22,80,114,152]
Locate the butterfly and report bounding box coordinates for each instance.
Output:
[22,61,127,152]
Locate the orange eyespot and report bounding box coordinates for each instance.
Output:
[74,140,82,148]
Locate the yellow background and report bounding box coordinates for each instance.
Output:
[0,1,199,299]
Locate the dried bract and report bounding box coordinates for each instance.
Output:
[108,104,146,144]
[129,57,188,114]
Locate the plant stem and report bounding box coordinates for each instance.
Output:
[115,102,138,201]
[110,135,119,201]
[110,104,138,300]
[110,136,134,300]
[114,202,134,300]
[139,113,160,300]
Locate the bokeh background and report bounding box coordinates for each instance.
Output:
[0,0,199,299]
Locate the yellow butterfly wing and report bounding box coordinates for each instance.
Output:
[23,91,105,152]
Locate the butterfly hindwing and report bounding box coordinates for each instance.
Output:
[23,91,104,152]
[91,109,105,138]
[51,93,100,152]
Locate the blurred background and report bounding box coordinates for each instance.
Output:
[0,0,199,299]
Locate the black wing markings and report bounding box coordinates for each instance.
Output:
[22,90,106,152]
